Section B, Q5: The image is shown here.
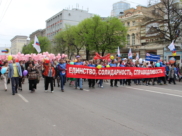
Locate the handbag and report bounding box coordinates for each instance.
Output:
[36,79,40,84]
[7,78,10,84]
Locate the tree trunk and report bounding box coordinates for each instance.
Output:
[101,50,105,56]
[76,50,79,56]
[86,49,90,60]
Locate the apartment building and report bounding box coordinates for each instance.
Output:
[46,8,93,40]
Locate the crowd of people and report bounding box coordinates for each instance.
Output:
[0,56,182,95]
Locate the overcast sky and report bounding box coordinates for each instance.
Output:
[0,0,147,47]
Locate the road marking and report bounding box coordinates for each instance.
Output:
[84,89,90,92]
[125,86,182,98]
[147,86,182,92]
[18,94,29,103]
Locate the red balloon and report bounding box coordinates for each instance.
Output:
[94,56,98,60]
[16,59,19,62]
[44,59,50,63]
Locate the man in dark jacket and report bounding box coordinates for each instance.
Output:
[57,59,66,92]
[25,57,34,70]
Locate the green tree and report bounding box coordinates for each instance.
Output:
[76,16,104,59]
[54,25,84,58]
[76,16,127,57]
[99,17,127,56]
[53,15,127,59]
[53,30,67,55]
[22,36,51,54]
[22,41,35,54]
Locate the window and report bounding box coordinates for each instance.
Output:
[127,22,130,26]
[132,21,135,26]
[132,34,135,45]
[127,35,130,45]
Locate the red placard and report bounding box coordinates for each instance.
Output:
[66,64,165,79]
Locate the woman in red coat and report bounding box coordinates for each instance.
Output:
[43,62,55,93]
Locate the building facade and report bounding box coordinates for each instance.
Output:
[46,8,94,40]
[111,1,130,17]
[119,6,149,58]
[10,35,28,54]
[119,4,169,59]
[29,29,46,41]
[163,0,182,66]
[119,0,182,67]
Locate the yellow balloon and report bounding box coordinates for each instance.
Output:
[97,65,102,69]
[172,53,177,56]
[110,56,114,60]
[7,55,12,61]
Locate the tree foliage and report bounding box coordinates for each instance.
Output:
[54,15,127,59]
[22,36,51,54]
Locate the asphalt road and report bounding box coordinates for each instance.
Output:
[0,78,182,136]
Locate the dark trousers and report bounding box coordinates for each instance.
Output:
[125,79,131,85]
[45,77,54,91]
[19,78,22,88]
[29,80,37,91]
[120,79,125,85]
[60,75,66,90]
[99,79,103,86]
[53,78,55,86]
[169,78,176,84]
[11,77,19,95]
[144,78,149,84]
[110,79,117,86]
[159,77,166,84]
[88,79,95,87]
[134,79,141,84]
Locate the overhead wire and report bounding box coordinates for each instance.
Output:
[0,0,12,23]
[0,0,10,17]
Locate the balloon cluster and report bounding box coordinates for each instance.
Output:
[172,49,177,56]
[2,52,68,62]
